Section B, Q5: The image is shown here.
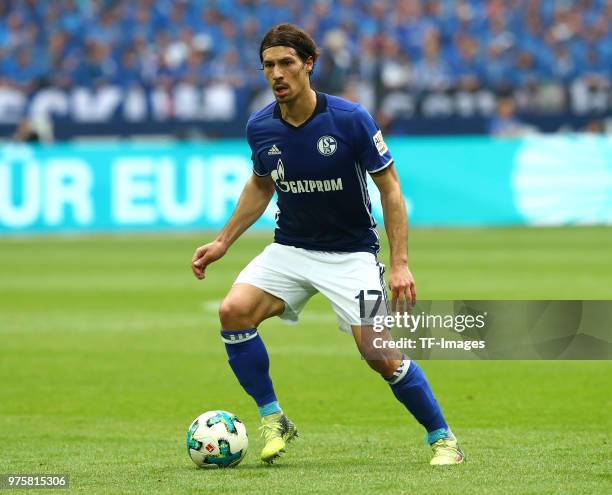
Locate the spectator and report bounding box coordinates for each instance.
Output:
[4,48,41,94]
[73,41,116,87]
[449,32,484,91]
[412,27,451,91]
[379,35,412,93]
[583,119,606,134]
[316,29,352,95]
[114,47,142,88]
[488,93,533,137]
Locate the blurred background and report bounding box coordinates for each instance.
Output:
[0,0,611,141]
[1,0,611,236]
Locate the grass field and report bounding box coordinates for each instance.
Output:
[1,227,611,494]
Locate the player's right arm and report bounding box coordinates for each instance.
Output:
[191,173,275,280]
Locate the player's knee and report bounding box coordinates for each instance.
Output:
[218,298,255,329]
[365,358,399,378]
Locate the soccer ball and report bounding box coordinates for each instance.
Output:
[186,410,248,468]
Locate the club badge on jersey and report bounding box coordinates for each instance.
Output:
[317,135,337,156]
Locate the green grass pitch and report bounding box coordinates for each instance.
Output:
[1,227,611,494]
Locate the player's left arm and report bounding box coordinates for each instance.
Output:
[371,165,416,307]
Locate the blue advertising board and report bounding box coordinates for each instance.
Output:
[1,136,611,234]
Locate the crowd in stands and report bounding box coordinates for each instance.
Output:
[0,0,610,131]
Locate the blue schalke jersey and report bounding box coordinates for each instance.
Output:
[246,92,394,254]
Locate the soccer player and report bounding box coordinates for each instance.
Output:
[191,24,464,466]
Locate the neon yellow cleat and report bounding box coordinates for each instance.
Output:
[429,437,465,465]
[259,412,298,464]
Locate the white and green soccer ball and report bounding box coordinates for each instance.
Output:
[186,410,248,468]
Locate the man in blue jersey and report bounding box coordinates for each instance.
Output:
[191,24,464,466]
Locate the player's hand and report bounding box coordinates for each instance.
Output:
[388,265,416,313]
[191,240,228,280]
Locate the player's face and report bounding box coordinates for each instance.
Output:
[261,46,313,103]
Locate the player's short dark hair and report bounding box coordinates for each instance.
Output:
[260,24,320,72]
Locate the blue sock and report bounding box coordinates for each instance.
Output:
[386,359,449,442]
[221,328,281,416]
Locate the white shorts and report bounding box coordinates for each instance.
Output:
[234,243,388,334]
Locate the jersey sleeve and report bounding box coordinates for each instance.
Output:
[246,120,269,176]
[352,105,394,174]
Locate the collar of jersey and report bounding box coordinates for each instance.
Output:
[273,91,327,129]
